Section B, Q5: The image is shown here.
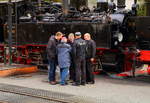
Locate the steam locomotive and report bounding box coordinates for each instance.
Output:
[0,0,150,74]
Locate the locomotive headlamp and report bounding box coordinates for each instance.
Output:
[113,32,123,46]
[113,32,123,42]
[117,32,123,42]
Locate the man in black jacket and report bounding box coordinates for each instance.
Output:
[84,33,96,84]
[47,32,63,85]
[72,32,87,86]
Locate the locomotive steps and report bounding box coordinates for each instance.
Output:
[0,64,38,77]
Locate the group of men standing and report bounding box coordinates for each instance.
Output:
[47,31,96,86]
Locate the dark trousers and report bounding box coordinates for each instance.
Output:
[75,59,86,84]
[48,59,57,82]
[69,62,75,81]
[86,59,94,83]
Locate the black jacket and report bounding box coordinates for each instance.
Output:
[85,39,96,59]
[47,35,59,60]
[73,38,86,60]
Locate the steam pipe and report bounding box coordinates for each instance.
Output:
[8,0,12,65]
[62,0,69,16]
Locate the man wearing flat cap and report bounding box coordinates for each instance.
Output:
[72,32,87,86]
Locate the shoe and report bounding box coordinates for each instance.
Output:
[60,83,68,86]
[72,83,80,86]
[60,82,68,86]
[68,80,74,83]
[87,81,95,84]
[81,82,85,86]
[49,81,57,85]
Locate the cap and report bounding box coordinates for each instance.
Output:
[75,32,81,36]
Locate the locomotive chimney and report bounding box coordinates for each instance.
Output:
[117,0,126,10]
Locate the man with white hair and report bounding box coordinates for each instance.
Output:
[84,33,96,84]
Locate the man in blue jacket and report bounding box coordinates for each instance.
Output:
[57,37,72,85]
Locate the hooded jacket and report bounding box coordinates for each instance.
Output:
[57,42,72,68]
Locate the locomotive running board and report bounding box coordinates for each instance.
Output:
[0,64,38,77]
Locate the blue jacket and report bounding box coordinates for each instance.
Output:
[57,43,72,68]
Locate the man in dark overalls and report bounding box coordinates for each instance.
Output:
[72,32,87,86]
[84,33,96,84]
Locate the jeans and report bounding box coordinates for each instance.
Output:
[60,67,69,85]
[48,59,57,82]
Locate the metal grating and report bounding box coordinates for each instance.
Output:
[0,83,115,103]
[67,96,117,103]
[0,83,74,103]
[0,91,59,103]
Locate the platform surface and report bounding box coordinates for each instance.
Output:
[0,72,150,103]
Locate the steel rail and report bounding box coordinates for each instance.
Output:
[0,89,76,103]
